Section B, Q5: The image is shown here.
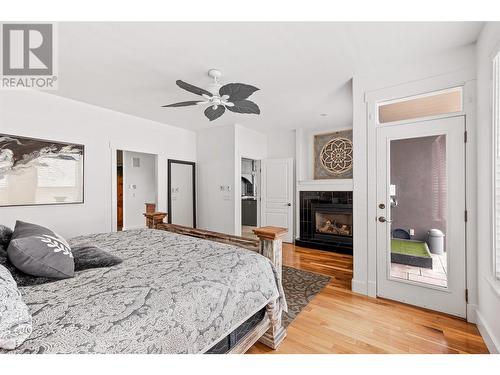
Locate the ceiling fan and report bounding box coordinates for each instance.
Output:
[162,69,260,121]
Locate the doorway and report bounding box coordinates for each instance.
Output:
[241,158,260,239]
[116,150,158,231]
[168,159,196,227]
[116,150,124,231]
[376,116,466,317]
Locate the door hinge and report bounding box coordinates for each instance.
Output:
[465,289,469,303]
[464,210,468,222]
[464,130,468,143]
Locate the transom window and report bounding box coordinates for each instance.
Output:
[377,87,463,124]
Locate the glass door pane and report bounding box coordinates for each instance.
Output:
[389,135,448,288]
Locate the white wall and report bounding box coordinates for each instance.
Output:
[0,90,196,238]
[234,124,268,235]
[352,44,477,300]
[475,22,500,353]
[295,126,352,181]
[265,129,295,159]
[122,151,157,230]
[196,124,268,235]
[196,124,236,233]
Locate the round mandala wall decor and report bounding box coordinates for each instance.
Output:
[320,137,353,175]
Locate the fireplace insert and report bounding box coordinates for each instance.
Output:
[296,191,353,254]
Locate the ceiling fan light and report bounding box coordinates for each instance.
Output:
[206,82,222,96]
[212,104,218,110]
[225,101,235,107]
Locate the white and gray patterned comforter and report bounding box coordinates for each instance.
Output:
[1,229,286,354]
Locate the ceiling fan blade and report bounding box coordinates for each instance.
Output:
[226,99,260,115]
[162,100,203,107]
[204,105,225,121]
[176,80,213,97]
[219,83,259,101]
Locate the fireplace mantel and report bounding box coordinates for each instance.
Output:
[298,179,353,192]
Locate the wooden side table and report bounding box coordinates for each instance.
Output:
[144,212,168,229]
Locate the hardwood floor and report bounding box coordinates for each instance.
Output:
[248,243,489,354]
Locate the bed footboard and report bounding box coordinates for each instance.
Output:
[152,222,288,352]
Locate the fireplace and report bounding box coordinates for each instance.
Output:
[296,191,353,254]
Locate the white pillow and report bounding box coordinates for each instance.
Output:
[0,264,32,349]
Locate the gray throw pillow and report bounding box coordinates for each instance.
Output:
[72,244,123,271]
[0,251,57,287]
[0,265,32,349]
[0,225,13,251]
[0,244,122,287]
[7,221,74,279]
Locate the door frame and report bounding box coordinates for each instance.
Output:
[110,143,161,232]
[167,159,196,228]
[260,157,294,243]
[363,70,478,321]
[376,116,467,317]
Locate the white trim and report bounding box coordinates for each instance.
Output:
[467,304,478,324]
[367,280,377,297]
[477,309,500,354]
[297,179,353,192]
[491,50,500,281]
[351,279,367,295]
[486,276,500,299]
[376,86,462,107]
[363,69,477,318]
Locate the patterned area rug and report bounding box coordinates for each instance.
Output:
[281,266,331,327]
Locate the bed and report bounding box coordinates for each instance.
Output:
[1,226,287,354]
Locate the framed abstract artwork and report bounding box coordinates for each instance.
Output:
[313,129,353,179]
[0,134,84,206]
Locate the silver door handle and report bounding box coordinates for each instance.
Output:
[378,216,392,223]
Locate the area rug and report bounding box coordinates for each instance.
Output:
[281,266,331,327]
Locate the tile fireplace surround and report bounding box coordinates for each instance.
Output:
[296,191,353,254]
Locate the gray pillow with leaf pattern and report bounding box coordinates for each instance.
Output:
[7,221,74,279]
[0,264,32,349]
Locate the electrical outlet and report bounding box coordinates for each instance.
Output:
[409,229,415,236]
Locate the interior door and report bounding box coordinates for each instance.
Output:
[376,116,466,317]
[168,160,196,227]
[261,158,293,243]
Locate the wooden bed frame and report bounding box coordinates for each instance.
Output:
[150,222,288,354]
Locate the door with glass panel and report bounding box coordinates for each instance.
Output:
[376,116,466,317]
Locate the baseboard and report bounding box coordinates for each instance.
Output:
[351,279,367,295]
[467,303,478,324]
[367,280,377,297]
[476,310,500,353]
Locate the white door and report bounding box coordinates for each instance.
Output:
[261,158,294,243]
[376,116,466,318]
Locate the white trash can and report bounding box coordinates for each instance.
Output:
[427,229,445,255]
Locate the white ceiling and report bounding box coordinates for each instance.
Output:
[53,22,484,132]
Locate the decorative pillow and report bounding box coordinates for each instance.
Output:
[7,221,74,279]
[0,264,32,349]
[0,251,58,287]
[0,225,13,251]
[72,244,123,271]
